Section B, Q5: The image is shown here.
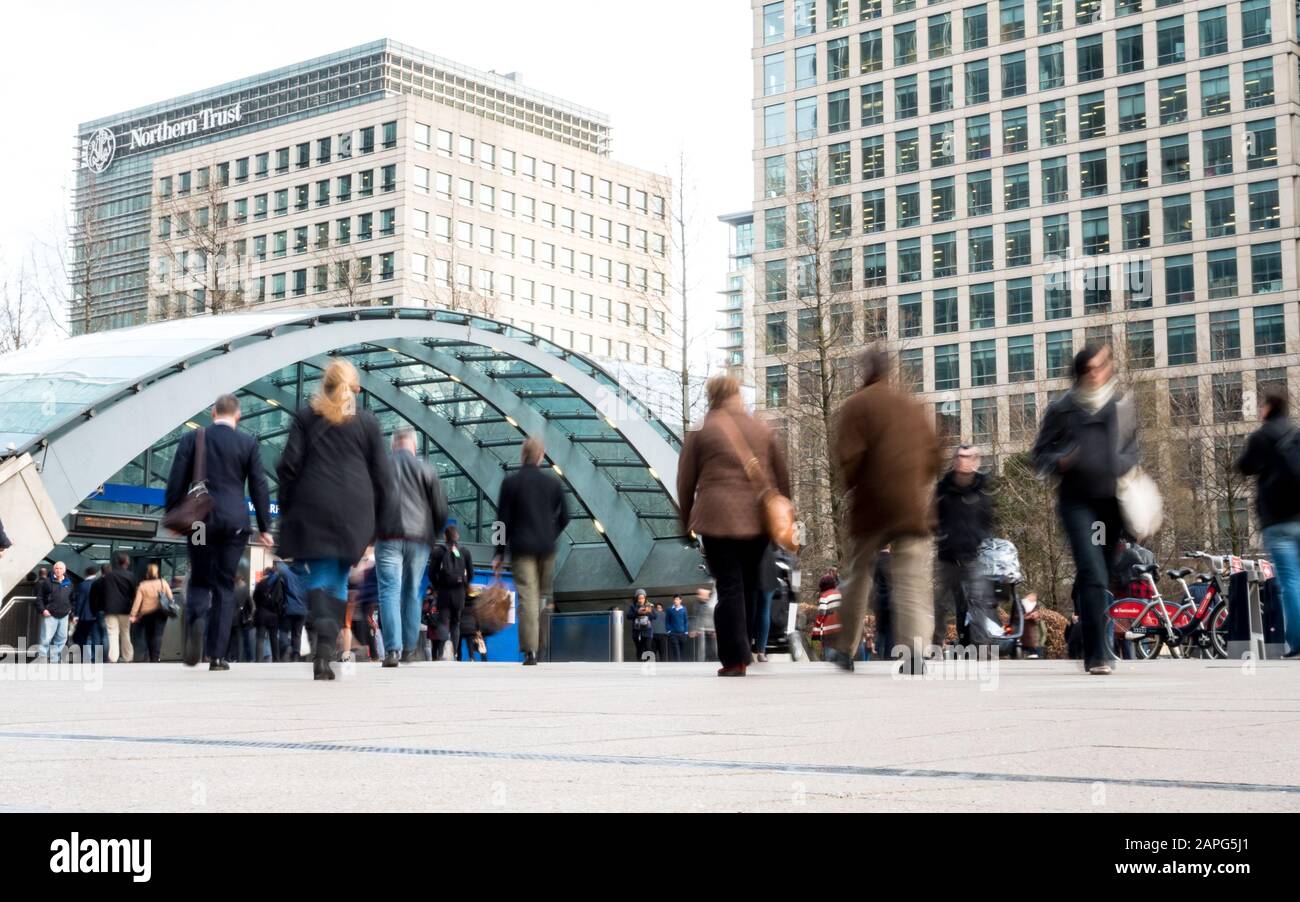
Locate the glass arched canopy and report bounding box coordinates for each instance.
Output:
[0,307,687,583]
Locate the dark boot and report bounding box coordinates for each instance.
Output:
[183,615,205,668]
[309,590,345,681]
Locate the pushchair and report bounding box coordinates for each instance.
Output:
[976,538,1027,658]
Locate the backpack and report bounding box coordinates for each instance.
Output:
[433,544,467,588]
[255,573,286,618]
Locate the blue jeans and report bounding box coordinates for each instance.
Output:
[291,559,351,600]
[1262,522,1300,653]
[39,615,69,660]
[375,539,430,655]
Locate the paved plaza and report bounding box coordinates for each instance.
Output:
[0,658,1297,812]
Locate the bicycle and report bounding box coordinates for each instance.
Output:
[1104,552,1232,660]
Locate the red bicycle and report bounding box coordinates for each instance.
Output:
[1105,552,1231,660]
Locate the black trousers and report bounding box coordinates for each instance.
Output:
[668,634,686,662]
[139,611,168,662]
[653,634,670,661]
[186,530,245,660]
[257,614,280,662]
[435,589,465,659]
[700,535,768,668]
[1060,497,1123,670]
[284,614,306,661]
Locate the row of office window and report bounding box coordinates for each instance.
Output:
[156,121,399,199]
[761,242,1286,313]
[766,365,1289,442]
[764,297,1286,363]
[422,169,668,256]
[763,0,1269,90]
[408,259,668,332]
[762,176,1282,251]
[157,166,397,235]
[416,124,667,219]
[155,252,397,303]
[764,113,1277,204]
[413,211,668,294]
[158,210,398,270]
[763,0,1230,46]
[764,328,1285,415]
[762,55,1277,144]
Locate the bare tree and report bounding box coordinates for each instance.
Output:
[156,159,249,316]
[763,143,869,574]
[0,257,46,354]
[36,171,109,336]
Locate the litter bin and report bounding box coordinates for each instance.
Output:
[546,609,625,662]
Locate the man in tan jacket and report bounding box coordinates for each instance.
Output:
[827,347,943,674]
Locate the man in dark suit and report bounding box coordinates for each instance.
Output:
[165,393,273,671]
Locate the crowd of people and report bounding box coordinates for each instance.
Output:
[11,338,1300,676]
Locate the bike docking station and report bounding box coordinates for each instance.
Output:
[1228,557,1278,662]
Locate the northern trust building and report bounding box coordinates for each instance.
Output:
[750,0,1299,462]
[73,40,675,371]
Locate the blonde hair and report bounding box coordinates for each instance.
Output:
[311,359,359,425]
[521,434,546,465]
[146,563,160,580]
[706,374,740,411]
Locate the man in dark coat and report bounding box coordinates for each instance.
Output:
[494,435,570,666]
[828,347,942,674]
[934,444,995,646]
[70,566,104,660]
[165,394,273,671]
[36,562,74,661]
[1237,388,1300,657]
[100,554,138,663]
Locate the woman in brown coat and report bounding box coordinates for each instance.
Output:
[677,375,791,676]
[130,563,174,663]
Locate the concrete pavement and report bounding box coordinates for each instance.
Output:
[0,658,1297,812]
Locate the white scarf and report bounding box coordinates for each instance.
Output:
[1074,378,1117,415]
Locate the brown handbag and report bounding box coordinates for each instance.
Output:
[715,411,800,552]
[162,427,213,534]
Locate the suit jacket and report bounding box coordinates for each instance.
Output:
[165,422,271,537]
[0,516,10,549]
[676,400,791,540]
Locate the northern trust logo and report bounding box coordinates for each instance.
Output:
[80,101,244,173]
[49,833,151,883]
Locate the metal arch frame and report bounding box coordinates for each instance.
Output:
[381,340,655,577]
[28,314,680,583]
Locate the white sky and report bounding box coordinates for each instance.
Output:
[0,0,753,353]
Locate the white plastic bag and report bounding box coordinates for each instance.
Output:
[1117,467,1163,541]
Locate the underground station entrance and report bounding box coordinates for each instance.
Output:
[0,307,706,662]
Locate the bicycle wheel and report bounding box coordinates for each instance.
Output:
[1104,613,1159,660]
[1208,603,1229,659]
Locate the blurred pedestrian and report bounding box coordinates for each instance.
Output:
[165,393,274,671]
[428,525,473,662]
[666,595,689,662]
[1236,388,1300,657]
[934,444,995,647]
[71,566,104,661]
[376,427,448,667]
[1031,342,1139,676]
[828,347,942,675]
[628,589,654,660]
[651,603,669,662]
[100,553,138,664]
[677,374,791,677]
[751,543,779,663]
[253,565,283,662]
[129,563,174,663]
[276,360,393,681]
[493,435,570,666]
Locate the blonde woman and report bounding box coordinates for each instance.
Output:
[276,360,393,681]
[129,563,173,662]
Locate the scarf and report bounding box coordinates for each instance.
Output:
[1074,377,1117,415]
